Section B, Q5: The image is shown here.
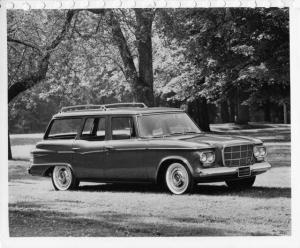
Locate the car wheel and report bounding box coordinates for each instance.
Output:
[165,163,192,195]
[51,165,77,191]
[225,176,256,190]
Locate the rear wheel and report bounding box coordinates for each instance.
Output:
[165,163,192,195]
[51,165,78,191]
[225,176,256,190]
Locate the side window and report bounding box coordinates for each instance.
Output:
[81,117,106,141]
[46,118,81,139]
[111,117,136,140]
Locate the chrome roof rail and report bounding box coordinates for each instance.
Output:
[104,102,147,109]
[60,104,106,113]
[60,102,147,113]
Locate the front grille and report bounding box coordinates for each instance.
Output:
[223,144,254,167]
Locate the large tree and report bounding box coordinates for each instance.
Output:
[8,10,76,102]
[8,9,157,158]
[7,10,76,158]
[85,9,156,106]
[156,8,289,124]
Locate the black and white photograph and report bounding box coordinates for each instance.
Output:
[1,0,299,244]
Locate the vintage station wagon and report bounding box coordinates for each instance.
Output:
[28,103,271,194]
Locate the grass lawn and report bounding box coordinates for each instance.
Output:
[9,159,291,236]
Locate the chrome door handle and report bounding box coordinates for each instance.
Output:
[72,147,80,151]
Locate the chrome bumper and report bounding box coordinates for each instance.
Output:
[198,162,271,177]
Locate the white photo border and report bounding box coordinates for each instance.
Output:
[1,0,299,247]
[1,0,299,9]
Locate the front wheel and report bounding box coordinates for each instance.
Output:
[225,176,256,190]
[51,165,78,191]
[165,163,192,195]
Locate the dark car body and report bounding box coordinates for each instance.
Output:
[28,104,271,192]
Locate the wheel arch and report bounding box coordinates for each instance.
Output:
[155,156,193,184]
[43,163,75,177]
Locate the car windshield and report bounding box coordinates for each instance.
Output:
[138,112,201,138]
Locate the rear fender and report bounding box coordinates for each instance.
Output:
[29,163,75,177]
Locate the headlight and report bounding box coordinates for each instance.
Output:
[206,152,215,163]
[253,145,267,160]
[259,147,266,156]
[199,151,215,166]
[199,152,207,163]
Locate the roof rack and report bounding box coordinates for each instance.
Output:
[105,102,147,109]
[60,102,147,113]
[60,105,106,113]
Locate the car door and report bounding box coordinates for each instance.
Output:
[104,115,150,181]
[72,116,108,180]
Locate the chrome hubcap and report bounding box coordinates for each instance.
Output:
[172,170,185,187]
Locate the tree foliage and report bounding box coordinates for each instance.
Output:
[8,8,290,134]
[155,8,289,116]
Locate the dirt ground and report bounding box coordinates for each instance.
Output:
[8,124,291,237]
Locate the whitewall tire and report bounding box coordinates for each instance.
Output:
[165,163,192,195]
[51,165,78,191]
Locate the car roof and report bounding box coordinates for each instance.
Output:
[53,107,184,118]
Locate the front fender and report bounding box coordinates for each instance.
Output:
[155,155,195,183]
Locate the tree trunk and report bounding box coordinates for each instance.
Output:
[8,55,50,102]
[187,98,210,132]
[264,99,271,122]
[283,102,287,124]
[236,105,249,124]
[229,98,236,122]
[91,10,156,106]
[135,9,155,107]
[108,11,140,101]
[220,100,230,123]
[8,132,12,160]
[235,86,249,124]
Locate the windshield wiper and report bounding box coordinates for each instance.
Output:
[142,135,167,138]
[184,131,199,134]
[168,131,199,136]
[168,132,185,136]
[152,135,165,138]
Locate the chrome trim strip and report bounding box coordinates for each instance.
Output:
[198,162,271,177]
[105,147,200,151]
[32,154,48,157]
[80,150,106,154]
[30,162,73,167]
[148,147,199,150]
[57,147,201,153]
[112,148,146,151]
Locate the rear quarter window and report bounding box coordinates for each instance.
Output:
[46,118,82,139]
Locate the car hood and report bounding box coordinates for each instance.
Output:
[172,133,262,148]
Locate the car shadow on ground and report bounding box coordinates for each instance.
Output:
[9,208,261,236]
[77,183,291,199]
